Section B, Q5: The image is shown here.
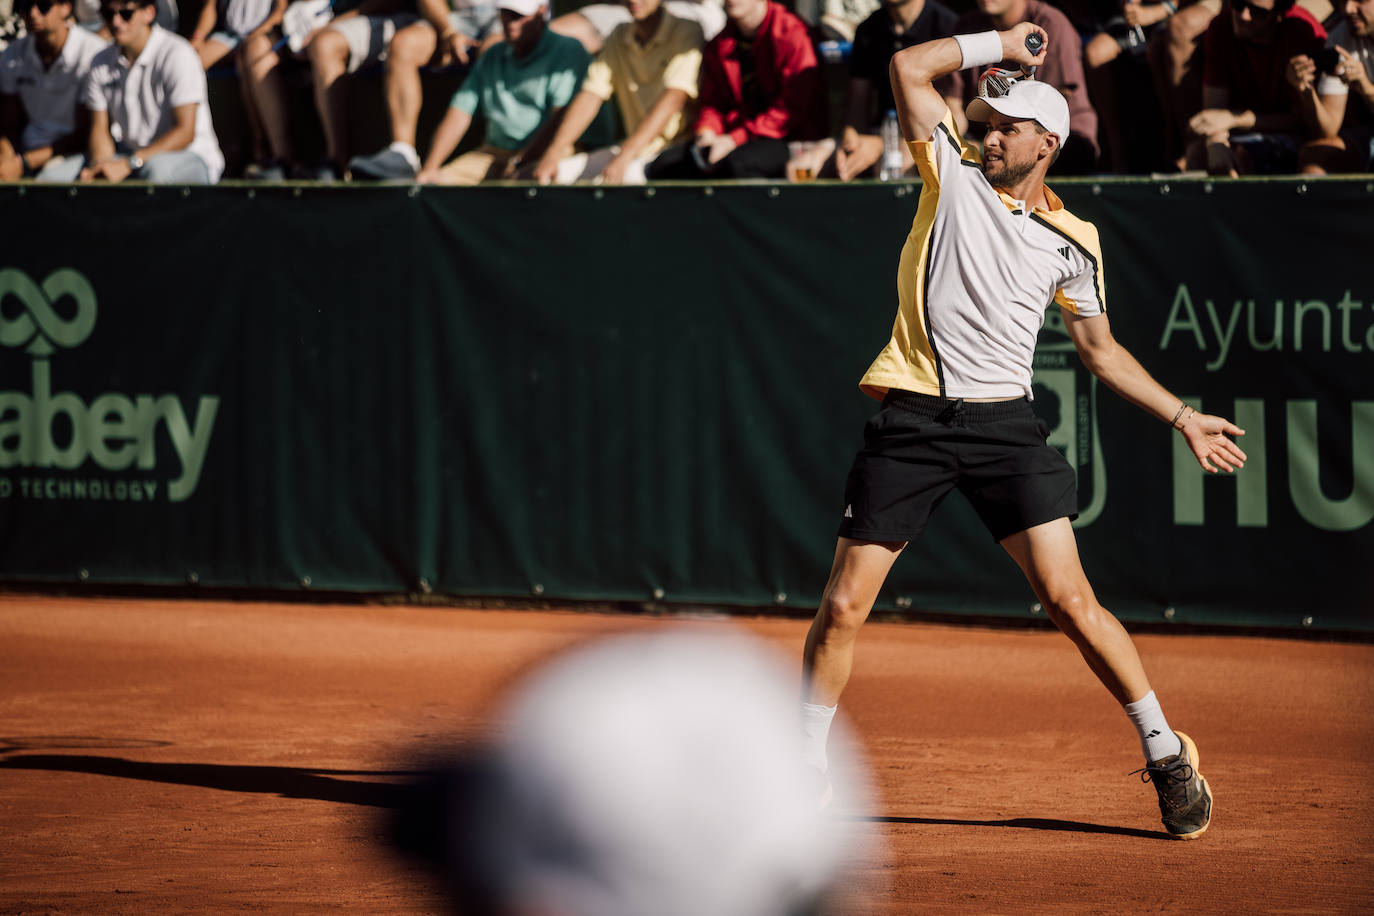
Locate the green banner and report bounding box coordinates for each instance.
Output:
[0,179,1369,629]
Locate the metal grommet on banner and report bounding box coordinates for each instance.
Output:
[531,583,544,596]
[651,587,665,600]
[702,186,713,197]
[187,571,199,585]
[1030,602,1043,615]
[1302,616,1314,628]
[1203,183,1213,194]
[593,188,604,200]
[1091,184,1101,196]
[768,186,780,199]
[300,575,312,588]
[895,596,912,609]
[774,592,787,605]
[1158,184,1170,196]
[644,186,656,199]
[1295,183,1308,195]
[78,568,89,581]
[1163,606,1176,621]
[417,577,432,594]
[525,187,538,199]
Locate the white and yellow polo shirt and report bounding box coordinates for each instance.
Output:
[858,107,1106,401]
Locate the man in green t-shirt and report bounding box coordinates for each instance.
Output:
[416,0,589,183]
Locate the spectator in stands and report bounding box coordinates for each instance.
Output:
[551,0,723,55]
[1290,0,1374,172]
[644,0,827,179]
[302,0,420,180]
[0,0,106,180]
[794,0,957,180]
[1147,0,1220,169]
[48,0,224,182]
[188,0,294,179]
[415,0,588,183]
[1186,0,1325,174]
[1082,0,1178,171]
[347,0,501,179]
[947,0,1100,173]
[532,0,703,184]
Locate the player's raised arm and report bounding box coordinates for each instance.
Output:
[888,23,1047,145]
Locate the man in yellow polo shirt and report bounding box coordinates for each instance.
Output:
[533,0,703,184]
[799,24,1248,840]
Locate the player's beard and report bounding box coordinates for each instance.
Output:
[985,156,1036,189]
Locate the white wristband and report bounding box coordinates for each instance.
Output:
[954,31,1004,70]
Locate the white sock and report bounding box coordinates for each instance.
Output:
[801,702,837,773]
[388,141,420,169]
[1123,690,1182,761]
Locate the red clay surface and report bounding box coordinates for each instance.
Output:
[2,594,1372,914]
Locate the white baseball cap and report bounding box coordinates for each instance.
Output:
[498,0,547,17]
[966,78,1071,141]
[441,629,874,916]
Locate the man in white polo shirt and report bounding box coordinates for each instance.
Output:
[53,0,223,182]
[0,0,106,180]
[798,25,1248,840]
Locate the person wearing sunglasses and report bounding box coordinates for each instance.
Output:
[47,0,224,182]
[0,0,107,180]
[1184,0,1326,174]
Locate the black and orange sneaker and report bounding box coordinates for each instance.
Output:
[1133,730,1212,839]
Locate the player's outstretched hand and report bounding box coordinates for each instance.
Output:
[1181,413,1247,474]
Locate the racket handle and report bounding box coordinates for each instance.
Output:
[1024,32,1043,78]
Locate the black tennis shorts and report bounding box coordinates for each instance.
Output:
[836,390,1078,544]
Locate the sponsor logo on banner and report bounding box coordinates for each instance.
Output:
[1033,310,1105,528]
[0,267,219,503]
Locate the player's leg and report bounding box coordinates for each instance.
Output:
[1000,518,1150,704]
[803,537,905,707]
[800,537,904,784]
[1001,518,1212,838]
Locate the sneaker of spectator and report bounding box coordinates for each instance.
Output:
[348,0,501,180]
[551,0,723,54]
[533,0,705,186]
[415,0,590,183]
[302,0,417,178]
[0,0,105,180]
[188,0,294,179]
[1292,0,1374,172]
[946,0,1101,174]
[1185,0,1326,174]
[644,0,828,180]
[798,0,958,181]
[48,0,224,183]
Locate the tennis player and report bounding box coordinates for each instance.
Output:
[800,23,1245,839]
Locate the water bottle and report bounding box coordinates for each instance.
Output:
[880,110,903,181]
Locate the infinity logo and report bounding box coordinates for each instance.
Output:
[0,268,98,356]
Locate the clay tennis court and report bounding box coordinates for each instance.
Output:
[2,593,1371,913]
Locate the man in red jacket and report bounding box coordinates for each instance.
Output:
[645,0,827,178]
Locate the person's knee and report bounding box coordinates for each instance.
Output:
[1036,578,1101,628]
[818,586,872,637]
[309,29,348,73]
[388,24,433,69]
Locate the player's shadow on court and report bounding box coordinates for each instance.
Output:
[851,815,1167,841]
[0,754,416,808]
